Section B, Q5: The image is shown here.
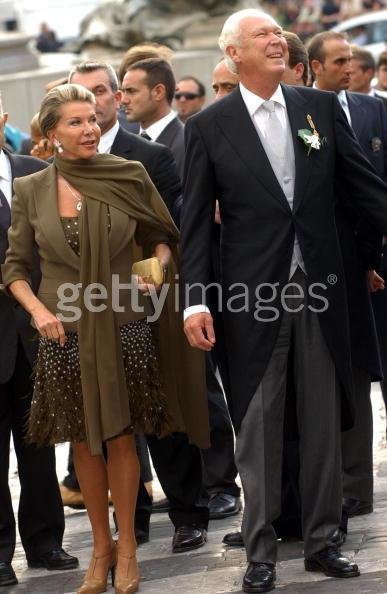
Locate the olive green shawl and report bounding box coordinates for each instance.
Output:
[54,154,209,455]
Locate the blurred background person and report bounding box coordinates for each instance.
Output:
[212,58,239,100]
[36,22,63,53]
[174,76,206,123]
[375,51,387,94]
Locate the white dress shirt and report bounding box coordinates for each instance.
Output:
[184,83,306,320]
[0,149,12,206]
[313,82,352,126]
[336,90,352,126]
[140,110,176,141]
[98,120,120,154]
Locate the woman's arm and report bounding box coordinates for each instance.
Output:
[8,280,66,345]
[3,182,67,345]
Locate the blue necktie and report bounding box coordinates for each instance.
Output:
[0,188,11,231]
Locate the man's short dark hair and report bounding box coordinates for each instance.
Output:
[68,61,119,92]
[126,58,176,104]
[283,31,309,86]
[351,45,375,73]
[377,50,387,69]
[177,76,206,97]
[307,31,348,66]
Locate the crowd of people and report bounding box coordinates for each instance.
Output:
[264,0,385,38]
[1,6,387,594]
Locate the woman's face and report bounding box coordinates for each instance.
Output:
[49,101,101,160]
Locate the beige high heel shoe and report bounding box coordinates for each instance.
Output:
[77,547,116,594]
[114,550,140,594]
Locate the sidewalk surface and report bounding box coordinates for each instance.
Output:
[5,384,387,594]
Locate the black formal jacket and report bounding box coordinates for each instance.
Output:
[111,125,182,225]
[155,117,185,182]
[0,151,47,383]
[334,92,387,379]
[181,84,387,431]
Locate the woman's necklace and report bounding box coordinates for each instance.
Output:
[62,179,83,212]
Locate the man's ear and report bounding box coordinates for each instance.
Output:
[2,113,8,125]
[226,46,239,68]
[310,59,322,78]
[152,83,166,102]
[294,62,305,83]
[114,89,123,107]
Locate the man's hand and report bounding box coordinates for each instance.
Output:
[184,312,215,351]
[367,269,385,293]
[214,200,221,225]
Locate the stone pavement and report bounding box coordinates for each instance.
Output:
[5,384,387,594]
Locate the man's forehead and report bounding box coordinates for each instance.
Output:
[240,15,280,34]
[323,38,351,58]
[123,69,146,86]
[72,69,110,87]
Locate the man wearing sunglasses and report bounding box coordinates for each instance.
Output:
[174,76,206,123]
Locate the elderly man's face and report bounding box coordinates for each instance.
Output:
[228,16,287,80]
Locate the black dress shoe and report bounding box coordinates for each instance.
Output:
[152,497,170,513]
[242,562,276,593]
[172,526,207,553]
[209,493,242,519]
[27,548,79,570]
[223,531,244,547]
[304,545,360,578]
[329,527,347,548]
[0,562,17,587]
[342,497,373,517]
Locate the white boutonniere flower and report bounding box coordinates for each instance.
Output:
[298,114,327,156]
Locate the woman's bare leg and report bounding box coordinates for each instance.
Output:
[72,441,114,582]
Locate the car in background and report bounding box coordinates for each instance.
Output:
[333,10,387,58]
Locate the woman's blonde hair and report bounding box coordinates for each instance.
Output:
[39,83,95,138]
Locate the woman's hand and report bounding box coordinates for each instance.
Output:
[31,304,67,346]
[135,274,163,295]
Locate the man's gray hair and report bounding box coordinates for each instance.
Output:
[218,8,277,74]
[68,61,119,92]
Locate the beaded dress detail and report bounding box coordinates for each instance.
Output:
[28,216,172,446]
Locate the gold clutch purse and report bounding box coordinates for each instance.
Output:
[132,257,165,285]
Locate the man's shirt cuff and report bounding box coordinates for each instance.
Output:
[183,304,210,321]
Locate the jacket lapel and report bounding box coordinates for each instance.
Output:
[33,165,79,270]
[110,127,132,159]
[347,92,365,140]
[282,84,315,213]
[216,88,291,213]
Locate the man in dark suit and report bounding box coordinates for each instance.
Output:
[0,102,78,587]
[309,30,387,528]
[121,59,185,180]
[181,8,387,593]
[348,46,387,411]
[120,57,243,519]
[69,61,208,553]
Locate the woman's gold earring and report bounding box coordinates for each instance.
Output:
[53,138,63,153]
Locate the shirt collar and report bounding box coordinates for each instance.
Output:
[140,110,176,141]
[0,149,11,182]
[313,81,349,106]
[239,82,286,117]
[337,89,348,107]
[98,120,120,154]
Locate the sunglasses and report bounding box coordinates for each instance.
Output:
[174,92,200,100]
